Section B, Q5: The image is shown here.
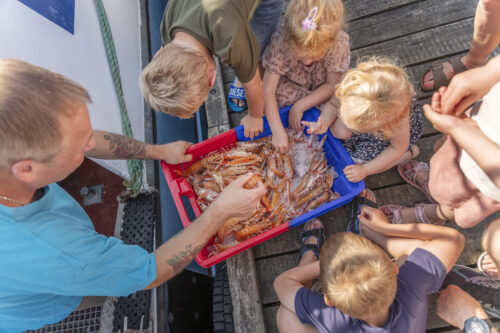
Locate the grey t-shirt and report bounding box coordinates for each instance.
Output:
[295,248,446,333]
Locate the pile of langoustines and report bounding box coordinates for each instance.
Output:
[183,128,339,256]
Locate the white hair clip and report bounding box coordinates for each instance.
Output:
[301,6,318,31]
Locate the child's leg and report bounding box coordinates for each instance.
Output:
[276,219,322,333]
[276,306,319,333]
[394,145,420,165]
[329,118,352,139]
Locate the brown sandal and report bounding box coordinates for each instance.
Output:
[420,55,467,92]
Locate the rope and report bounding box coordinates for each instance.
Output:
[94,0,143,201]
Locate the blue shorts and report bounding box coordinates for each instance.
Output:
[250,0,285,57]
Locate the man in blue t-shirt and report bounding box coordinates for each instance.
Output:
[0,59,266,332]
[274,208,465,333]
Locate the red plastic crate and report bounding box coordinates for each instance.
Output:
[161,107,364,268]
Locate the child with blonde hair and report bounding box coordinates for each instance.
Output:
[262,0,349,152]
[304,58,423,182]
[274,208,464,333]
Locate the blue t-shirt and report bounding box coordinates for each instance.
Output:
[0,184,157,332]
[295,248,446,333]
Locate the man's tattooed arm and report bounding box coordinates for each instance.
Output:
[103,133,146,158]
[166,244,203,274]
[85,130,152,160]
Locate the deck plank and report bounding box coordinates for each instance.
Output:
[348,0,476,50]
[344,0,418,22]
[205,57,230,135]
[351,18,473,66]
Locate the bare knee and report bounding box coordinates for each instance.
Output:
[329,120,352,140]
[479,0,500,13]
[276,305,318,333]
[482,217,500,262]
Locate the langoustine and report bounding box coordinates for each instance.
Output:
[183,129,341,257]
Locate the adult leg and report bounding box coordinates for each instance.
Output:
[422,0,500,90]
[464,0,500,68]
[481,217,500,278]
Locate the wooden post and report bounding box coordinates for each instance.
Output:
[227,250,267,333]
[205,56,230,137]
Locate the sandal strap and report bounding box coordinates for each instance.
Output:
[450,55,467,75]
[414,203,432,224]
[301,228,324,248]
[299,244,320,261]
[431,64,449,90]
[403,160,429,183]
[386,205,404,224]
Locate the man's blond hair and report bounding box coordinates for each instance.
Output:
[0,59,91,170]
[336,57,413,139]
[320,232,397,320]
[283,0,344,59]
[140,43,210,118]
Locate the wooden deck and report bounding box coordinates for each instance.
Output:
[209,0,500,331]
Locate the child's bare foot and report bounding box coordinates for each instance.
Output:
[298,219,324,266]
[478,252,499,278]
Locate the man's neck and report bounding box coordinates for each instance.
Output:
[0,176,37,207]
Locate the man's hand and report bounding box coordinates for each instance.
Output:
[156,141,193,164]
[437,285,489,330]
[271,128,289,153]
[301,116,329,135]
[358,207,390,230]
[343,164,367,182]
[289,104,305,130]
[212,173,266,219]
[241,114,264,139]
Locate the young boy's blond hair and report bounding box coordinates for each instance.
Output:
[320,232,397,320]
[0,59,91,170]
[335,58,414,139]
[140,43,211,118]
[283,0,344,60]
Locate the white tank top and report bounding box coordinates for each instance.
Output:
[459,81,500,202]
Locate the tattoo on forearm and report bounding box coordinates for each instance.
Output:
[103,133,146,158]
[167,244,203,273]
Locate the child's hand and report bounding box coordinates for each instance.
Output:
[358,207,390,229]
[301,116,329,135]
[343,164,367,182]
[424,93,477,136]
[272,128,289,152]
[241,114,264,139]
[289,105,305,130]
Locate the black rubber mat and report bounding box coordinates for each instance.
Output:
[113,192,157,331]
